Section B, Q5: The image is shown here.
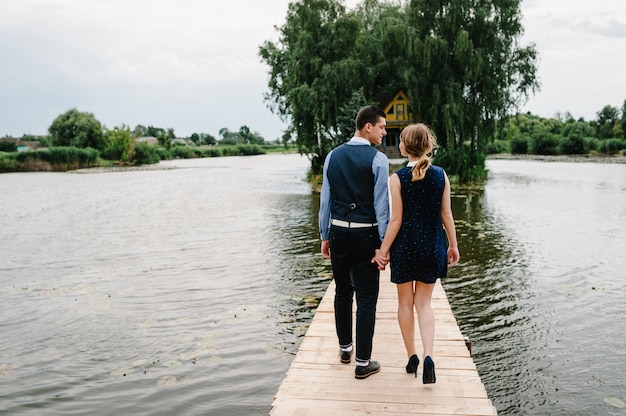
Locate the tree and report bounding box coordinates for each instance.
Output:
[260,0,539,181]
[260,0,374,174]
[238,125,265,144]
[404,0,538,180]
[219,128,239,145]
[104,124,134,162]
[49,108,106,150]
[621,99,626,139]
[202,133,217,145]
[596,105,620,139]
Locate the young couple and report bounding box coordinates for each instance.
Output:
[319,106,460,381]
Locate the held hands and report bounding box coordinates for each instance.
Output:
[447,246,460,266]
[371,249,390,271]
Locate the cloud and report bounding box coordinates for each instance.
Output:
[1,0,624,138]
[580,19,626,39]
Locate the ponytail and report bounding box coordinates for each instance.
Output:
[411,154,431,182]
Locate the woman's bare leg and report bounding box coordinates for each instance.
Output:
[396,281,417,357]
[414,281,436,358]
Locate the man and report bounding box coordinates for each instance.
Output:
[318,105,390,379]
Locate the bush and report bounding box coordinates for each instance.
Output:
[132,142,161,165]
[433,146,487,183]
[510,137,529,154]
[0,152,17,172]
[486,139,510,154]
[0,140,16,152]
[530,132,559,155]
[598,138,626,155]
[171,145,200,159]
[583,137,598,153]
[220,144,266,156]
[200,147,223,157]
[14,147,99,169]
[559,135,585,155]
[237,144,265,155]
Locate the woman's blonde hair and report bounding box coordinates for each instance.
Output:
[399,123,438,182]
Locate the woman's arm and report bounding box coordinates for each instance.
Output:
[440,172,460,266]
[372,173,402,269]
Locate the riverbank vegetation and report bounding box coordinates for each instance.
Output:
[0,108,296,173]
[489,109,626,157]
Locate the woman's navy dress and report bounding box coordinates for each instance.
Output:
[390,165,448,284]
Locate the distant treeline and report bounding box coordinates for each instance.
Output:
[488,107,626,156]
[0,143,275,173]
[0,108,295,172]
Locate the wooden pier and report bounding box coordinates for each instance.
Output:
[269,269,497,415]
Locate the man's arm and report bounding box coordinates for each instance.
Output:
[372,152,390,241]
[318,151,333,257]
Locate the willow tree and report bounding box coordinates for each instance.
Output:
[405,0,539,180]
[260,0,359,173]
[260,0,407,174]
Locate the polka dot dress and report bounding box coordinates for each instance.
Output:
[390,165,448,284]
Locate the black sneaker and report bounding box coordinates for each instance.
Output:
[354,360,380,379]
[340,349,353,364]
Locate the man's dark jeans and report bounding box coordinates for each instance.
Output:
[329,225,380,362]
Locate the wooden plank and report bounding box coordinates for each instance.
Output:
[269,269,497,416]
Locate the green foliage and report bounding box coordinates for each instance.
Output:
[598,138,626,155]
[219,128,241,145]
[583,137,599,152]
[200,147,223,157]
[238,125,265,144]
[260,0,386,174]
[558,135,585,155]
[495,109,626,156]
[171,145,201,159]
[596,105,620,139]
[190,132,217,145]
[510,137,529,154]
[530,132,559,155]
[621,99,626,139]
[260,0,538,180]
[49,108,106,150]
[0,152,17,172]
[11,146,99,170]
[132,142,161,165]
[486,139,510,154]
[405,0,538,151]
[220,144,266,156]
[433,145,486,183]
[103,124,134,161]
[0,140,16,152]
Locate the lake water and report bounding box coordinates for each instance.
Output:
[0,154,624,415]
[447,159,626,415]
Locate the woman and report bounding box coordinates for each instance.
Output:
[372,123,459,383]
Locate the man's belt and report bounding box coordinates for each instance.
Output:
[331,219,378,228]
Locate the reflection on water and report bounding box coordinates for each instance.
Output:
[445,159,626,415]
[0,154,331,416]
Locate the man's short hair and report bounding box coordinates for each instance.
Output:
[356,106,386,131]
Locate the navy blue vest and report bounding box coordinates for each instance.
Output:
[327,143,378,223]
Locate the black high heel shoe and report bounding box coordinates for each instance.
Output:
[423,356,436,384]
[405,354,419,378]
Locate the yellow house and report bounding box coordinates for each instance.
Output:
[380,90,413,159]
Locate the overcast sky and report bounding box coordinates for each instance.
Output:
[1,0,625,141]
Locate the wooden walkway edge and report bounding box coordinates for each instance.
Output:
[269,269,497,415]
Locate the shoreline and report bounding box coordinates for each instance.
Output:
[487,153,626,164]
